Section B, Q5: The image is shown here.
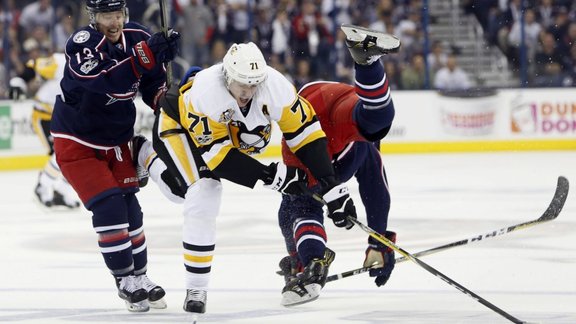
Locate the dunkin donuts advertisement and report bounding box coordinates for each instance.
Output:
[511,93,576,136]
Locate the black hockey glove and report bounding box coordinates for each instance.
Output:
[319,177,357,229]
[262,162,307,195]
[147,29,181,63]
[363,231,396,287]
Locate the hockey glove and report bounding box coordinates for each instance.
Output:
[363,231,396,287]
[262,162,307,195]
[320,178,357,229]
[147,29,181,63]
[132,40,157,72]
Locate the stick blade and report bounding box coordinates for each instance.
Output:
[538,176,569,222]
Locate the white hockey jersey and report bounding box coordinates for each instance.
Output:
[179,63,325,171]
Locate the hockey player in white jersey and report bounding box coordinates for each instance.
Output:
[10,53,81,208]
[132,42,358,315]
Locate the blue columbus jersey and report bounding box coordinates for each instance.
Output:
[51,22,166,147]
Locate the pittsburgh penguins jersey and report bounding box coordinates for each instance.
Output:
[175,64,334,187]
[33,53,66,114]
[51,22,166,147]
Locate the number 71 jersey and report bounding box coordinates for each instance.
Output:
[178,64,326,171]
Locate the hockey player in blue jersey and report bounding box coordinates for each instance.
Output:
[277,24,401,306]
[50,0,180,312]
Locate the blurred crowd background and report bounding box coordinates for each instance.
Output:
[1,0,575,99]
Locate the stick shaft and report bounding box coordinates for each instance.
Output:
[158,0,173,86]
[327,176,569,283]
[351,218,525,323]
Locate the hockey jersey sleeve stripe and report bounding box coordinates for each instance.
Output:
[157,111,201,184]
[282,117,319,141]
[284,123,325,152]
[202,143,233,171]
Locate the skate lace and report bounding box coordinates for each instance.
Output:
[186,289,207,303]
[137,274,158,292]
[119,275,139,293]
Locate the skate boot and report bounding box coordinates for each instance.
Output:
[276,255,303,285]
[52,177,81,208]
[341,24,401,65]
[34,182,54,207]
[183,289,207,314]
[281,247,335,306]
[115,275,149,312]
[137,274,167,309]
[50,190,80,208]
[130,135,150,187]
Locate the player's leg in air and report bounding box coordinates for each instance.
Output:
[344,24,399,288]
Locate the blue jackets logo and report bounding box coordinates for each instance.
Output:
[73,31,90,43]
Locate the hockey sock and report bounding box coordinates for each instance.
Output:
[353,61,395,137]
[293,219,327,266]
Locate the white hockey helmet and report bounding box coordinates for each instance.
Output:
[223,42,268,86]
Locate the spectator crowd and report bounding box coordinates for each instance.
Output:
[1,0,576,98]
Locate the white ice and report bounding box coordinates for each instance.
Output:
[0,152,575,324]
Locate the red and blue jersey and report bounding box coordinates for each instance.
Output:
[51,22,166,147]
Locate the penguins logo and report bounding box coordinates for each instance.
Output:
[228,121,271,155]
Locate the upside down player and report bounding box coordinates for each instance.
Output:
[278,24,401,306]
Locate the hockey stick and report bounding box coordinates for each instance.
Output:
[158,0,173,87]
[326,175,569,283]
[349,217,527,324]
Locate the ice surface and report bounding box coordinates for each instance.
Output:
[1,152,575,323]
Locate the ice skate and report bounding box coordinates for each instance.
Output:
[137,274,167,309]
[341,24,401,65]
[130,135,150,187]
[34,181,54,207]
[276,255,301,284]
[281,247,335,306]
[183,289,207,314]
[115,275,149,312]
[34,172,80,209]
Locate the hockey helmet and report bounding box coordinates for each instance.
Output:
[223,42,268,86]
[86,0,127,24]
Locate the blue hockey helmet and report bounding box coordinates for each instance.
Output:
[86,0,127,24]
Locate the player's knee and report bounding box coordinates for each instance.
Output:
[354,101,396,140]
[183,178,222,226]
[90,193,129,229]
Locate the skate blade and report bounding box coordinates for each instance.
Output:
[281,283,321,306]
[149,297,167,309]
[125,300,150,312]
[341,24,401,52]
[186,313,200,323]
[32,196,81,213]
